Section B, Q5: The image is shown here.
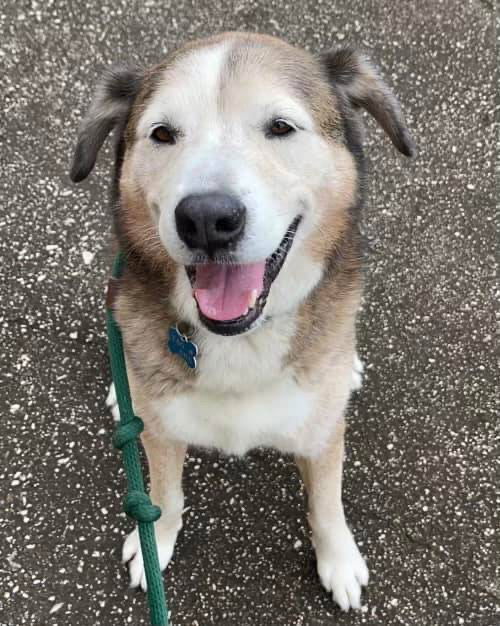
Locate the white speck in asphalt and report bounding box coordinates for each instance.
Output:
[50,602,64,614]
[82,250,95,265]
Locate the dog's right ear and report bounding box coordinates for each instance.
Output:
[70,64,143,183]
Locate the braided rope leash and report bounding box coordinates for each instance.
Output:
[106,252,169,626]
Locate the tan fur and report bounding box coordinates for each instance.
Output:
[115,274,199,396]
[291,193,362,383]
[119,160,171,269]
[129,372,187,519]
[125,32,344,153]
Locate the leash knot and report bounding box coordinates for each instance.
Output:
[113,416,144,450]
[124,490,162,523]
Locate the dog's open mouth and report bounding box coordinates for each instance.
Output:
[186,217,301,336]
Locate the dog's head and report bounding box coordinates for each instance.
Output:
[71,33,414,336]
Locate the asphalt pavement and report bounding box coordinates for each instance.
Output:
[0,1,498,624]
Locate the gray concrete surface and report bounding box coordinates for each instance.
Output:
[1,1,498,624]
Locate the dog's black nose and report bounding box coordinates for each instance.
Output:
[175,192,246,256]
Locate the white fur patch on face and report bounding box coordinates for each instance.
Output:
[132,46,337,243]
[127,40,354,327]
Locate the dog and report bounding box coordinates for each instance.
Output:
[71,32,414,611]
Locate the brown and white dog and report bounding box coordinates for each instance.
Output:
[71,32,414,611]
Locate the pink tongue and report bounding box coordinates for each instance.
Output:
[194,262,266,321]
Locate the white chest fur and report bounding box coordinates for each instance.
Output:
[153,315,317,456]
[154,375,313,456]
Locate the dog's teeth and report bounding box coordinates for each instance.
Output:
[248,289,258,309]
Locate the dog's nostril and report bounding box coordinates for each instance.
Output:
[176,213,198,239]
[183,216,197,236]
[215,216,238,233]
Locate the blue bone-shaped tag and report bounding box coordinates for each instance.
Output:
[167,326,198,369]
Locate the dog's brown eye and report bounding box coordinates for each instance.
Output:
[151,125,176,144]
[269,119,295,137]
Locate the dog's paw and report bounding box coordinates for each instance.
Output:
[122,522,180,591]
[314,525,369,611]
[105,383,120,422]
[350,353,364,392]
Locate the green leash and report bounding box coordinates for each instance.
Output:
[106,252,169,626]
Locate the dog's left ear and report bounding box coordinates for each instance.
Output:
[320,46,416,157]
[70,64,143,183]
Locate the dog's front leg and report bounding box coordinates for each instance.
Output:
[121,403,187,591]
[296,421,369,611]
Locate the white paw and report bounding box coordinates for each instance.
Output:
[105,382,120,422]
[122,522,180,591]
[314,525,369,611]
[350,353,364,392]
